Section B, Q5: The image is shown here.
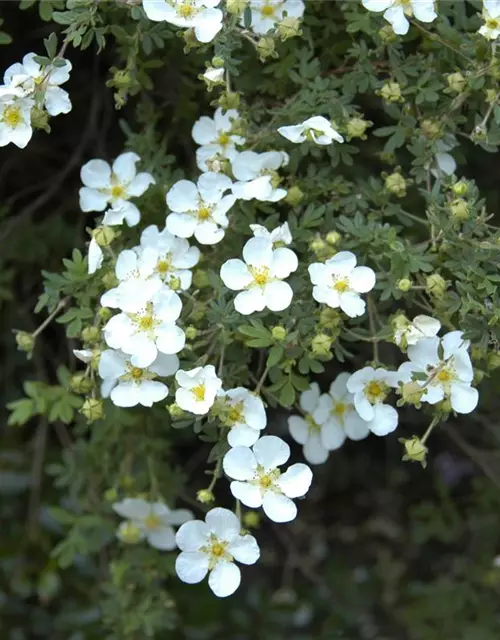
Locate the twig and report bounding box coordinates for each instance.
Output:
[27,419,49,541]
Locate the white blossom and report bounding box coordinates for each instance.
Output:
[347,367,399,436]
[278,115,343,146]
[217,387,267,447]
[79,152,155,224]
[98,349,179,407]
[113,498,193,550]
[249,221,292,247]
[192,107,245,172]
[202,66,225,88]
[397,330,479,414]
[166,172,236,245]
[241,0,305,35]
[308,251,376,318]
[175,365,222,415]
[143,0,224,43]
[393,314,441,350]
[3,52,72,116]
[175,507,260,597]
[231,150,288,202]
[140,224,201,290]
[220,236,297,315]
[0,94,33,148]
[361,0,437,36]
[103,289,185,368]
[479,0,500,39]
[223,435,313,523]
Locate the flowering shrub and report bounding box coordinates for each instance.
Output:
[2,0,500,636]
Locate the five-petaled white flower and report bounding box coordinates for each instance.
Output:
[309,251,376,318]
[0,94,33,148]
[217,387,267,447]
[241,0,305,35]
[143,0,224,43]
[361,0,437,36]
[175,365,223,415]
[223,435,313,523]
[220,236,298,315]
[397,330,479,414]
[393,314,441,350]
[166,172,236,245]
[278,116,343,146]
[231,150,288,202]
[98,349,179,407]
[79,152,155,225]
[113,498,193,550]
[479,0,500,39]
[3,52,72,116]
[140,224,201,290]
[103,289,185,367]
[249,221,292,247]
[347,367,399,436]
[175,507,260,597]
[192,107,245,172]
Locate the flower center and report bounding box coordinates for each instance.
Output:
[261,4,275,17]
[211,542,226,557]
[139,315,154,330]
[217,133,230,146]
[178,2,195,18]
[111,184,126,199]
[197,206,211,221]
[156,257,172,275]
[144,514,161,530]
[131,367,143,380]
[34,75,44,86]
[192,384,206,401]
[333,278,349,293]
[249,266,271,286]
[365,380,388,403]
[3,105,22,128]
[486,17,500,28]
[227,402,244,425]
[253,466,281,493]
[305,413,321,433]
[332,401,346,416]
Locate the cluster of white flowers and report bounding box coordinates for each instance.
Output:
[240,0,305,36]
[361,0,437,35]
[143,0,224,43]
[0,52,72,148]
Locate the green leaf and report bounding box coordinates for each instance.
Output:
[279,380,295,407]
[266,345,284,368]
[243,5,252,28]
[44,32,58,59]
[7,398,36,426]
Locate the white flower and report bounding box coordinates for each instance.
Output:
[347,367,399,436]
[73,349,94,363]
[166,172,236,245]
[393,314,441,350]
[220,237,297,315]
[231,150,288,202]
[140,224,201,290]
[100,248,163,312]
[193,107,245,172]
[0,95,33,148]
[113,498,193,550]
[79,152,155,224]
[88,237,104,275]
[479,0,500,39]
[143,0,223,43]
[175,507,260,598]
[103,289,185,368]
[4,52,72,116]
[397,331,479,414]
[242,0,305,35]
[249,221,292,247]
[223,435,313,523]
[308,251,376,318]
[98,348,179,407]
[288,383,331,464]
[175,365,222,415]
[217,387,267,447]
[278,116,343,146]
[361,0,437,36]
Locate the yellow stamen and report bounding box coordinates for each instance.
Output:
[3,106,22,128]
[198,206,211,221]
[192,384,206,401]
[333,279,349,293]
[250,266,270,286]
[305,413,320,433]
[131,367,143,380]
[217,133,230,146]
[259,475,273,488]
[111,184,126,199]
[437,369,453,383]
[486,17,500,28]
[179,2,194,17]
[332,402,346,417]
[139,315,154,331]
[228,402,244,425]
[365,380,387,403]
[144,514,161,530]
[211,542,226,557]
[156,258,172,275]
[261,4,275,17]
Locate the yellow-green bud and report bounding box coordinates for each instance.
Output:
[311,333,332,357]
[271,325,287,341]
[98,307,112,322]
[218,91,240,111]
[256,37,277,62]
[185,326,198,341]
[70,373,93,395]
[399,436,428,468]
[326,231,342,246]
[426,273,447,299]
[168,275,182,291]
[192,269,211,289]
[447,72,466,93]
[243,511,261,528]
[15,330,35,357]
[168,403,184,418]
[277,16,302,41]
[436,398,452,414]
[488,352,500,370]
[385,172,407,197]
[183,27,202,52]
[309,236,327,256]
[119,522,143,544]
[319,307,341,329]
[101,271,119,290]
[31,107,50,132]
[449,198,469,222]
[285,185,304,207]
[120,475,134,488]
[399,381,424,407]
[380,82,402,103]
[421,119,440,140]
[451,180,469,197]
[189,302,206,323]
[379,24,398,44]
[92,226,116,247]
[197,489,215,504]
[211,56,225,68]
[80,398,104,423]
[486,88,497,103]
[397,278,412,292]
[226,0,247,14]
[104,487,118,502]
[346,117,371,140]
[81,325,101,344]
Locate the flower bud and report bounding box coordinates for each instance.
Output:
[92,226,116,247]
[168,275,182,291]
[101,271,119,290]
[346,117,372,140]
[197,489,215,504]
[326,231,342,246]
[104,487,118,502]
[81,325,101,344]
[399,436,428,468]
[319,307,341,329]
[426,273,447,299]
[80,398,104,423]
[449,198,469,222]
[311,333,332,358]
[447,72,466,93]
[486,88,497,103]
[192,269,211,289]
[277,16,302,41]
[380,82,402,103]
[421,119,440,140]
[70,373,93,395]
[436,398,452,414]
[183,28,202,52]
[243,511,261,528]
[397,278,412,292]
[185,325,198,341]
[168,403,184,418]
[226,0,247,14]
[31,107,50,132]
[271,325,287,341]
[98,307,113,322]
[218,91,240,111]
[15,330,35,358]
[379,24,397,44]
[385,171,407,197]
[285,185,304,206]
[256,37,277,62]
[212,56,225,68]
[399,381,424,407]
[119,522,143,544]
[451,180,469,196]
[120,475,134,488]
[488,352,500,369]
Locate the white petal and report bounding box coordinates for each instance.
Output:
[327,251,357,274]
[408,337,440,369]
[208,561,240,598]
[175,551,209,584]
[205,507,241,542]
[110,382,141,407]
[194,8,223,43]
[127,172,155,197]
[81,159,111,189]
[112,152,139,183]
[79,187,108,212]
[354,394,375,422]
[264,281,293,312]
[344,412,370,441]
[277,463,313,497]
[277,124,305,143]
[412,0,437,23]
[223,447,257,481]
[228,534,260,565]
[192,115,217,145]
[252,435,290,471]
[112,498,149,520]
[262,492,297,523]
[339,292,366,318]
[368,404,398,436]
[175,520,210,552]
[442,331,467,360]
[167,180,199,212]
[271,248,298,279]
[44,86,71,116]
[234,289,266,315]
[320,421,346,451]
[384,5,409,35]
[88,238,103,274]
[136,380,168,407]
[242,237,273,268]
[288,416,309,445]
[450,383,478,414]
[165,509,194,526]
[166,212,197,238]
[228,424,260,447]
[147,526,176,550]
[229,481,263,507]
[349,266,376,293]
[149,353,179,377]
[155,324,186,355]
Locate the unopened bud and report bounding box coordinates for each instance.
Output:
[81,325,101,344]
[271,325,287,341]
[15,330,35,357]
[168,403,184,418]
[385,172,407,197]
[326,231,342,246]
[218,91,240,110]
[185,325,198,341]
[379,24,397,44]
[31,106,50,132]
[311,333,332,358]
[426,273,447,299]
[98,307,113,322]
[451,180,469,196]
[277,16,302,40]
[183,28,202,52]
[168,275,182,291]
[70,373,93,395]
[104,488,118,502]
[447,72,466,93]
[346,117,372,140]
[243,511,261,528]
[192,269,211,288]
[399,436,428,468]
[197,489,215,504]
[226,0,247,14]
[380,82,402,103]
[92,226,116,247]
[400,381,424,406]
[256,37,277,62]
[421,119,440,139]
[319,307,341,329]
[285,185,304,206]
[449,198,469,222]
[80,398,104,423]
[101,271,119,290]
[119,522,143,544]
[397,278,412,292]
